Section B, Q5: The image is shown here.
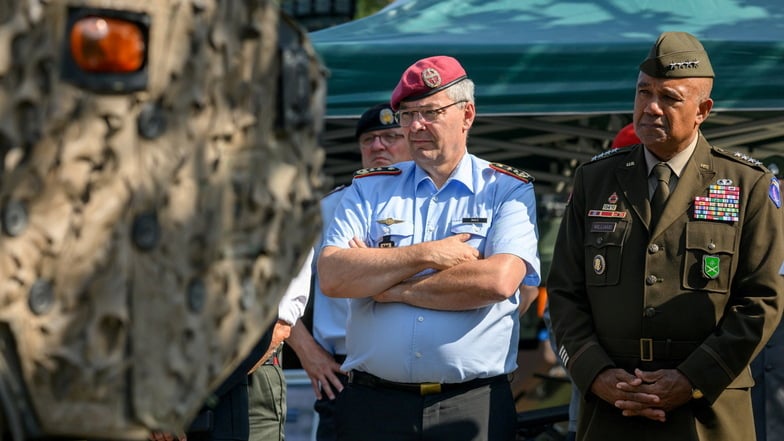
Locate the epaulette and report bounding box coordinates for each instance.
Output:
[589,145,633,163]
[324,184,348,197]
[353,166,402,178]
[490,162,534,183]
[713,147,765,169]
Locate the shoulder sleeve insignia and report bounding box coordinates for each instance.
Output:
[353,166,402,178]
[489,163,533,183]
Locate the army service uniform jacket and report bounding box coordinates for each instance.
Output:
[548,135,784,441]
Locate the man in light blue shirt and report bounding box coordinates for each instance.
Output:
[318,55,540,441]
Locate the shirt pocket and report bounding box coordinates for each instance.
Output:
[450,220,490,249]
[584,218,629,286]
[369,220,414,248]
[682,222,736,294]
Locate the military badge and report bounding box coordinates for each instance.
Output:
[702,255,720,279]
[588,210,626,218]
[769,177,781,208]
[377,217,404,226]
[593,254,606,275]
[693,181,740,222]
[422,67,442,88]
[379,108,395,125]
[379,235,396,248]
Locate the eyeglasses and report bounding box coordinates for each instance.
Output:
[394,100,467,127]
[359,133,405,147]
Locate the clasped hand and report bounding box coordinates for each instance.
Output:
[590,368,694,422]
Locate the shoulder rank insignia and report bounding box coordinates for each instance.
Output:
[589,145,632,162]
[713,147,764,169]
[324,184,348,197]
[490,163,533,183]
[353,166,402,178]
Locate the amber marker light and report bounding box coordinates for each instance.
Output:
[69,16,145,73]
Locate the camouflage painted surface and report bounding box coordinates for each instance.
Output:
[0,0,324,438]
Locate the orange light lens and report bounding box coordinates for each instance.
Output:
[69,16,145,73]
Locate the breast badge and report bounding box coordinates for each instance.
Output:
[593,254,606,275]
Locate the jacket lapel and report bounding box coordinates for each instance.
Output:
[615,146,651,228]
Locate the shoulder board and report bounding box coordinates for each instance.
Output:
[490,163,533,183]
[589,146,632,163]
[713,147,765,169]
[353,166,402,178]
[324,184,348,197]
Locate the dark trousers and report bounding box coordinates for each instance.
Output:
[335,375,516,441]
[314,373,349,441]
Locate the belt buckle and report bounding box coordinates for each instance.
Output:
[640,338,653,361]
[420,383,441,395]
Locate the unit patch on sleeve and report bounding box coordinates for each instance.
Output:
[770,177,781,208]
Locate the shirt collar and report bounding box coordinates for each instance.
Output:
[643,133,698,177]
[414,150,473,192]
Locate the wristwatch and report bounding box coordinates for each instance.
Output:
[691,387,704,400]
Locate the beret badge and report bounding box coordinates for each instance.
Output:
[421,68,442,88]
[379,108,395,125]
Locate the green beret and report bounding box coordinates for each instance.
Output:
[639,32,714,78]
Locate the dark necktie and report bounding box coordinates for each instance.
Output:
[650,162,672,226]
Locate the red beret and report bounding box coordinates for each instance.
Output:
[611,123,640,149]
[390,56,468,110]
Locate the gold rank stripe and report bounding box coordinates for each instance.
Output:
[588,210,627,218]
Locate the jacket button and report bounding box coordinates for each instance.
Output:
[646,275,658,285]
[644,307,657,318]
[648,244,660,253]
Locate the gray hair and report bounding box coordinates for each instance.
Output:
[446,78,475,104]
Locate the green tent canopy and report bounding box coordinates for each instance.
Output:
[312,0,784,117]
[311,0,784,193]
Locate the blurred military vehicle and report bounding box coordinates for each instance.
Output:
[0,0,325,439]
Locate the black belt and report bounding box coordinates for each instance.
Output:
[602,338,699,362]
[334,354,347,364]
[348,370,508,396]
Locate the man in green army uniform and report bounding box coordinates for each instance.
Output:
[547,31,784,441]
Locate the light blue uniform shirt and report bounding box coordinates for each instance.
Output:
[312,188,350,356]
[322,153,540,383]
